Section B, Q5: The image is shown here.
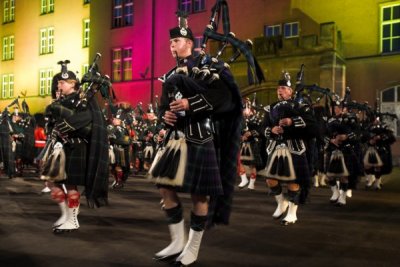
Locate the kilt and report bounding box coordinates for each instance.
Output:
[114,145,130,169]
[158,140,223,196]
[377,146,393,175]
[60,140,87,186]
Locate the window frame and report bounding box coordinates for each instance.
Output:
[178,0,206,14]
[83,19,90,48]
[283,21,299,39]
[39,69,53,96]
[112,0,134,28]
[264,24,282,37]
[112,48,122,82]
[380,2,400,54]
[2,35,14,61]
[39,27,54,55]
[123,47,133,81]
[41,0,54,15]
[1,74,14,99]
[112,47,133,82]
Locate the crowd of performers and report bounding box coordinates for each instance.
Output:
[0,4,398,267]
[237,75,397,218]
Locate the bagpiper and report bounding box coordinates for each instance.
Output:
[363,116,396,189]
[260,71,316,225]
[108,107,132,189]
[238,96,266,190]
[42,59,109,233]
[324,92,362,206]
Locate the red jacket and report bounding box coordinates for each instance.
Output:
[34,127,47,148]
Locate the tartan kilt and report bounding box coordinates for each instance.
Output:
[60,141,87,186]
[377,146,393,175]
[159,140,223,196]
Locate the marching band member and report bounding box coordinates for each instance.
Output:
[108,108,131,189]
[44,60,109,233]
[260,71,316,225]
[238,97,265,189]
[325,97,362,206]
[364,116,396,190]
[151,13,242,266]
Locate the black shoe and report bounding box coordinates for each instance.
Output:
[170,261,197,267]
[52,228,78,234]
[334,202,345,207]
[281,219,296,226]
[153,252,181,262]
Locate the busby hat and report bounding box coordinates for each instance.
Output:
[169,11,194,41]
[278,71,292,87]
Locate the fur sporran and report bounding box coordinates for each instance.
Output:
[40,142,67,182]
[327,149,349,177]
[148,130,187,187]
[264,143,295,181]
[363,146,383,168]
[240,142,254,161]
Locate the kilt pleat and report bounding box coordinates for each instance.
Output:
[61,142,87,186]
[179,141,223,196]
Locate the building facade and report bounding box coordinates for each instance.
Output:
[0,0,90,113]
[1,0,399,160]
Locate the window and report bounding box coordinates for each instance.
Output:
[283,22,299,38]
[381,86,400,136]
[41,0,54,14]
[123,48,132,81]
[112,49,122,82]
[381,3,400,53]
[264,25,281,37]
[112,0,133,28]
[2,35,14,61]
[193,36,203,56]
[81,64,89,90]
[1,74,14,99]
[3,0,15,23]
[83,19,90,47]
[39,69,53,96]
[179,0,205,14]
[112,47,132,82]
[40,27,54,55]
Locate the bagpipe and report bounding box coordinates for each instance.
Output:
[80,53,114,108]
[166,0,265,87]
[292,64,336,117]
[0,97,20,134]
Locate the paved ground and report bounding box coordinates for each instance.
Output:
[1,168,400,267]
